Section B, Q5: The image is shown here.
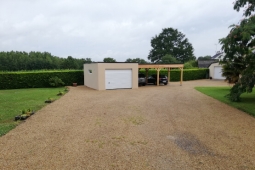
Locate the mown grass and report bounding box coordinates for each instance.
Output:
[195,87,255,117]
[0,87,66,136]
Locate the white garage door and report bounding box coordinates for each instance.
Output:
[214,66,225,79]
[105,69,132,90]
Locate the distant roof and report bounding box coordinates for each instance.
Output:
[198,59,218,68]
[212,51,223,59]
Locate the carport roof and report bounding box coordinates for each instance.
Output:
[138,64,184,69]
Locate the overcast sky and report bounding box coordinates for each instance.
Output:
[0,0,243,62]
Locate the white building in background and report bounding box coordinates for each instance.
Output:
[208,51,225,80]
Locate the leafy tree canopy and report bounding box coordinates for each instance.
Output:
[103,57,116,63]
[148,28,195,63]
[158,54,181,64]
[197,55,212,60]
[219,2,255,101]
[221,56,245,84]
[0,51,92,71]
[125,58,147,64]
[234,0,255,16]
[184,60,198,69]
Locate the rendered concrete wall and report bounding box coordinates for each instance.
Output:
[84,63,99,90]
[84,63,138,90]
[209,62,222,79]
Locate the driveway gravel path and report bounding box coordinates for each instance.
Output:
[1,80,255,170]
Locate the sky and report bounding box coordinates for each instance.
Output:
[0,0,244,62]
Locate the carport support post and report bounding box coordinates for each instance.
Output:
[168,68,170,83]
[145,68,149,84]
[180,67,183,86]
[157,68,160,86]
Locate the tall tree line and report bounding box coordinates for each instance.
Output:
[0,51,92,71]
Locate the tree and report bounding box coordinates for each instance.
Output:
[219,1,255,101]
[61,56,79,69]
[0,51,93,71]
[184,60,198,69]
[125,58,147,64]
[77,58,92,69]
[103,57,116,63]
[158,54,181,64]
[197,55,212,60]
[83,58,92,63]
[234,0,255,17]
[221,56,246,84]
[148,28,195,63]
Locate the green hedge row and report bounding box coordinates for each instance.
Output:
[0,70,84,89]
[0,69,209,89]
[139,68,209,81]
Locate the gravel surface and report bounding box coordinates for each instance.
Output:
[1,80,255,170]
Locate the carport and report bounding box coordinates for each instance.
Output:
[138,64,184,86]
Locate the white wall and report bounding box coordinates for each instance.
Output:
[84,63,99,90]
[209,63,225,79]
[84,63,138,90]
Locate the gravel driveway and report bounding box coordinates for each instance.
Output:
[1,80,255,170]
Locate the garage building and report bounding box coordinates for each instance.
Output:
[84,63,184,90]
[209,63,225,80]
[84,63,138,90]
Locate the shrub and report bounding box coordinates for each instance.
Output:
[184,60,198,69]
[49,76,65,87]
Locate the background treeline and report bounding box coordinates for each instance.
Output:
[0,51,202,71]
[0,51,92,71]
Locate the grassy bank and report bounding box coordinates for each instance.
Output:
[195,87,255,117]
[0,87,66,136]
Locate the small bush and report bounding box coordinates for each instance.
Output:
[49,76,65,87]
[184,60,198,69]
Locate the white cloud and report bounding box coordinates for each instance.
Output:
[0,0,244,61]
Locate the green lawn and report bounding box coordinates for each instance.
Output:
[195,87,255,117]
[0,87,66,136]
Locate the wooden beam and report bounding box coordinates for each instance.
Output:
[145,68,149,84]
[180,67,183,86]
[156,68,161,86]
[138,64,184,69]
[168,68,170,83]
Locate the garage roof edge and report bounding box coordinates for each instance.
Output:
[90,62,138,63]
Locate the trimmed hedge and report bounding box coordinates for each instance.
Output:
[139,68,209,81]
[0,68,209,89]
[0,70,84,89]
